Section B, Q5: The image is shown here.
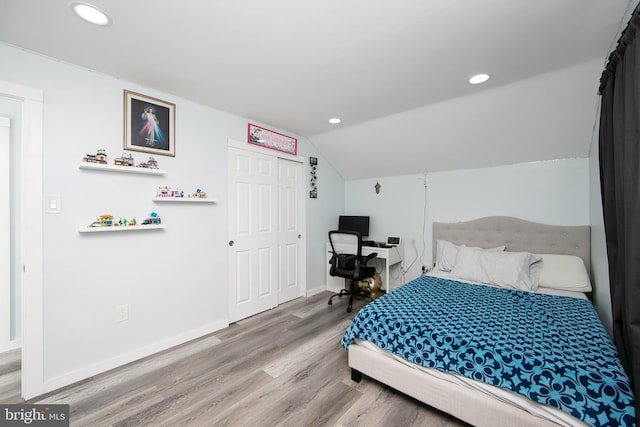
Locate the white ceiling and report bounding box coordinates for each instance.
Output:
[0,0,634,179]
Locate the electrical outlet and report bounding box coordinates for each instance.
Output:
[116,304,129,322]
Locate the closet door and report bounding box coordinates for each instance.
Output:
[228,147,278,323]
[277,158,303,304]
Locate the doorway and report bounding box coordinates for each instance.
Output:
[0,80,44,400]
[0,116,11,352]
[227,142,305,323]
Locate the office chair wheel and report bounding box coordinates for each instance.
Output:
[347,306,352,313]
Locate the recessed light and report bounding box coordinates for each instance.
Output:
[468,73,490,85]
[70,2,111,26]
[328,118,341,124]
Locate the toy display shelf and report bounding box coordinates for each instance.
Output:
[79,162,166,175]
[152,196,216,203]
[78,224,165,233]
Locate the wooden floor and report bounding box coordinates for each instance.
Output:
[0,292,467,427]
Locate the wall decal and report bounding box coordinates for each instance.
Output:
[248,123,297,155]
[310,157,318,199]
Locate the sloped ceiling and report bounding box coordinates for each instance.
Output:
[0,0,634,179]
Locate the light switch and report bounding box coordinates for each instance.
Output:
[46,196,61,213]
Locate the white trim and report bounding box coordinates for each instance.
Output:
[0,80,44,400]
[0,117,10,352]
[306,286,326,297]
[21,94,44,400]
[20,93,44,399]
[0,81,42,103]
[4,338,22,352]
[42,320,228,394]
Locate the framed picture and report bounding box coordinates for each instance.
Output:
[248,123,297,155]
[124,90,175,157]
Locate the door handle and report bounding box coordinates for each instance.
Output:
[298,234,302,239]
[229,240,234,246]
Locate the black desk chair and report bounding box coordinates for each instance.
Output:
[327,230,377,312]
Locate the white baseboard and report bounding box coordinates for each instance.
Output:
[0,338,22,353]
[41,319,228,395]
[306,285,326,297]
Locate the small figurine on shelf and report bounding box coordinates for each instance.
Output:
[142,212,161,225]
[188,188,208,199]
[114,153,135,167]
[129,217,137,226]
[89,214,113,227]
[82,149,108,164]
[156,186,183,198]
[138,156,159,169]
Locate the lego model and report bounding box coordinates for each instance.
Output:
[188,188,208,198]
[114,153,135,167]
[142,212,161,225]
[138,157,159,169]
[89,214,114,227]
[117,217,137,226]
[156,186,184,198]
[82,149,107,164]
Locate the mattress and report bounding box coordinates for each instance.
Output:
[342,276,635,426]
[352,339,587,426]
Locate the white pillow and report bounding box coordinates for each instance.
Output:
[450,247,542,292]
[434,239,505,272]
[535,254,592,292]
[434,240,460,272]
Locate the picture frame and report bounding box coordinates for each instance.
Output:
[124,90,175,157]
[248,123,297,155]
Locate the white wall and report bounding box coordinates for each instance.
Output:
[346,158,590,284]
[305,156,346,295]
[345,175,428,278]
[0,43,345,390]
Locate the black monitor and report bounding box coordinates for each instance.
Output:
[338,215,370,238]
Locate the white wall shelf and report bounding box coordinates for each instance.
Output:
[79,162,166,175]
[152,197,215,203]
[78,224,165,233]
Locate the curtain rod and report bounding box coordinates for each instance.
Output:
[599,3,640,94]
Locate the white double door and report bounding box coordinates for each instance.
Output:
[228,146,304,323]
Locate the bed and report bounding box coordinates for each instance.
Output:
[342,217,636,427]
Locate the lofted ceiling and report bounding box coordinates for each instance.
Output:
[0,0,634,179]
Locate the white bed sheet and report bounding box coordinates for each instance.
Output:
[427,270,589,300]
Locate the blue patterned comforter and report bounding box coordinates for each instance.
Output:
[341,276,636,426]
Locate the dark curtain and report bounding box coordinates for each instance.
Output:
[599,4,640,417]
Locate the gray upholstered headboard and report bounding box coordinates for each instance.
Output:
[432,216,591,275]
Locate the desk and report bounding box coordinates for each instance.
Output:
[326,243,404,293]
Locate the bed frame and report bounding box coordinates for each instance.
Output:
[348,216,591,427]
